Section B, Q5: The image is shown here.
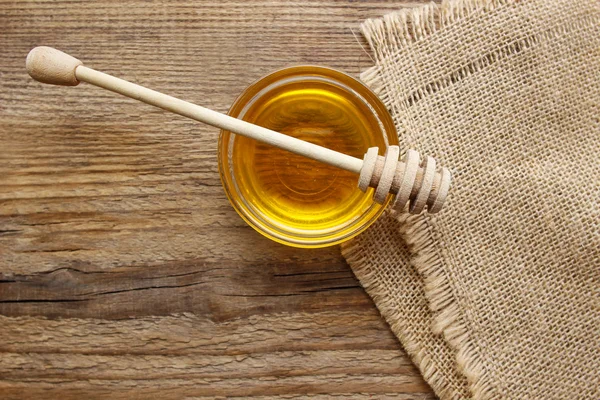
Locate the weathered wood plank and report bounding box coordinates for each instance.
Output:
[0,311,433,399]
[0,0,434,398]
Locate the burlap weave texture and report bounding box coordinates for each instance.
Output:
[343,1,600,399]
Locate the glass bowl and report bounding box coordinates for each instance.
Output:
[218,66,398,248]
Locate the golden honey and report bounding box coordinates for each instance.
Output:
[219,66,398,247]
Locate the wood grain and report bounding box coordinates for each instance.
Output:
[0,1,434,398]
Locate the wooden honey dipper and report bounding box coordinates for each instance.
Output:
[26,46,451,214]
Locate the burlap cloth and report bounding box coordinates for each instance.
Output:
[342,0,600,399]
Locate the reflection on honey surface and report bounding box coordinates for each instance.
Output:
[231,79,388,231]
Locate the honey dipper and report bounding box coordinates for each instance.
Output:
[26,46,451,214]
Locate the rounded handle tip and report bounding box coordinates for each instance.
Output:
[26,46,83,86]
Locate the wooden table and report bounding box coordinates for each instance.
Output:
[0,1,435,398]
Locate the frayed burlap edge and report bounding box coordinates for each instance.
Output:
[342,210,466,400]
[400,214,491,399]
[342,1,525,399]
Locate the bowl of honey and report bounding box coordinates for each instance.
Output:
[218,66,398,248]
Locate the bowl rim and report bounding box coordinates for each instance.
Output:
[217,65,398,248]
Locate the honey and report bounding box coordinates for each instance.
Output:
[219,66,398,247]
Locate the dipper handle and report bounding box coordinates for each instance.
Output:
[25,46,451,214]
